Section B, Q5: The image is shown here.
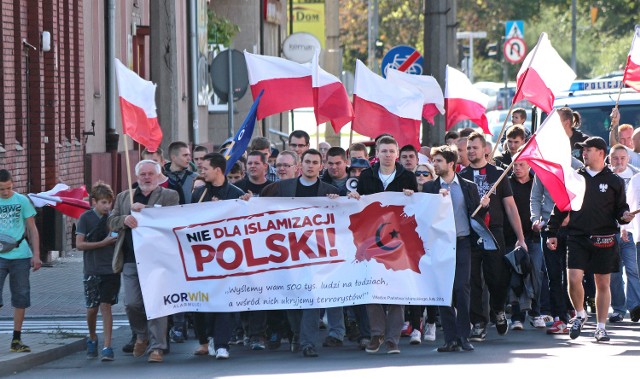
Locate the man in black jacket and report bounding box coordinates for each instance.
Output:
[261,149,340,358]
[547,137,634,342]
[348,136,417,354]
[190,153,244,359]
[423,145,489,352]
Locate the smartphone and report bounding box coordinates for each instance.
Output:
[110,232,118,238]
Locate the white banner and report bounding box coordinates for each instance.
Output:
[132,192,456,319]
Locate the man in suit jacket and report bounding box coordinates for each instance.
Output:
[108,159,179,363]
[261,149,340,358]
[423,145,490,352]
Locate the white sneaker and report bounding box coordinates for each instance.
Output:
[530,316,546,328]
[207,337,215,356]
[215,347,229,359]
[423,323,436,341]
[409,329,421,345]
[511,320,524,330]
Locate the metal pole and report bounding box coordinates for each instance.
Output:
[227,48,234,138]
[571,0,577,71]
[106,0,116,136]
[468,34,474,82]
[367,0,373,69]
[188,0,199,144]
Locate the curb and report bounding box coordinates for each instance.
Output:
[0,338,85,377]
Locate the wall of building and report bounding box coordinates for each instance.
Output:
[208,0,289,149]
[1,0,86,254]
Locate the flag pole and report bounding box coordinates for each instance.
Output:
[123,135,134,207]
[488,32,546,163]
[471,108,556,217]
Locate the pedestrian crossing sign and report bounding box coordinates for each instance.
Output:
[505,20,524,39]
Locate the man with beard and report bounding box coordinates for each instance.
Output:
[108,160,179,363]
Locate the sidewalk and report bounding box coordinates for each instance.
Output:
[0,251,128,376]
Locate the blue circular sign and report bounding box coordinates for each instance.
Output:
[381,45,424,78]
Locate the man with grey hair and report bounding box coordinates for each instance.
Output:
[108,159,179,363]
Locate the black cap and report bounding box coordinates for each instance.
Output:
[350,157,370,168]
[575,136,607,151]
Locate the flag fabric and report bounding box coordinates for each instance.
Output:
[244,51,313,120]
[512,33,576,113]
[515,109,585,211]
[352,60,424,149]
[114,59,163,152]
[311,51,354,132]
[623,25,640,92]
[224,90,264,175]
[28,184,90,219]
[386,68,445,125]
[444,65,491,134]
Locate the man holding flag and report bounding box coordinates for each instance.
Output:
[546,137,634,342]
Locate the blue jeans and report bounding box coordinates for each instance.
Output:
[0,257,31,308]
[326,307,345,340]
[609,233,640,313]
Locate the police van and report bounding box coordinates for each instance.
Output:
[538,78,640,141]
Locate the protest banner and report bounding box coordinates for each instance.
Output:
[132,192,456,319]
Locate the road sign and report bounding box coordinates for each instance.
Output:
[210,49,249,102]
[380,45,423,78]
[505,20,524,39]
[504,37,526,64]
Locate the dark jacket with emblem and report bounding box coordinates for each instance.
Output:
[357,162,417,195]
[260,177,339,197]
[191,180,244,202]
[547,166,630,237]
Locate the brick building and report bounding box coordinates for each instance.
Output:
[1,1,289,255]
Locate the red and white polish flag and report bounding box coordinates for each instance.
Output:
[386,68,445,125]
[512,33,576,113]
[623,25,640,92]
[311,51,354,132]
[515,109,585,211]
[28,184,91,219]
[444,66,491,134]
[244,51,313,120]
[114,59,163,152]
[352,60,424,149]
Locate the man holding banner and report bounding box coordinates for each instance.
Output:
[261,149,340,358]
[348,135,418,355]
[108,160,179,363]
[190,153,245,359]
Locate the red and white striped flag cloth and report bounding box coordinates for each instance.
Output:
[623,25,640,92]
[114,59,163,152]
[311,50,354,132]
[515,109,585,211]
[386,68,445,125]
[444,65,490,134]
[512,33,576,113]
[28,184,90,219]
[244,51,313,120]
[352,60,424,149]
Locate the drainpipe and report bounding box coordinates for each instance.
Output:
[105,0,120,189]
[188,0,199,144]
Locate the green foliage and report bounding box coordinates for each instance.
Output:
[339,0,636,80]
[340,0,423,73]
[208,9,240,49]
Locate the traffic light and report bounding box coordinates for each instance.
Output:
[486,42,499,59]
[375,39,384,58]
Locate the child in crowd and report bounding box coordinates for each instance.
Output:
[75,181,120,361]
